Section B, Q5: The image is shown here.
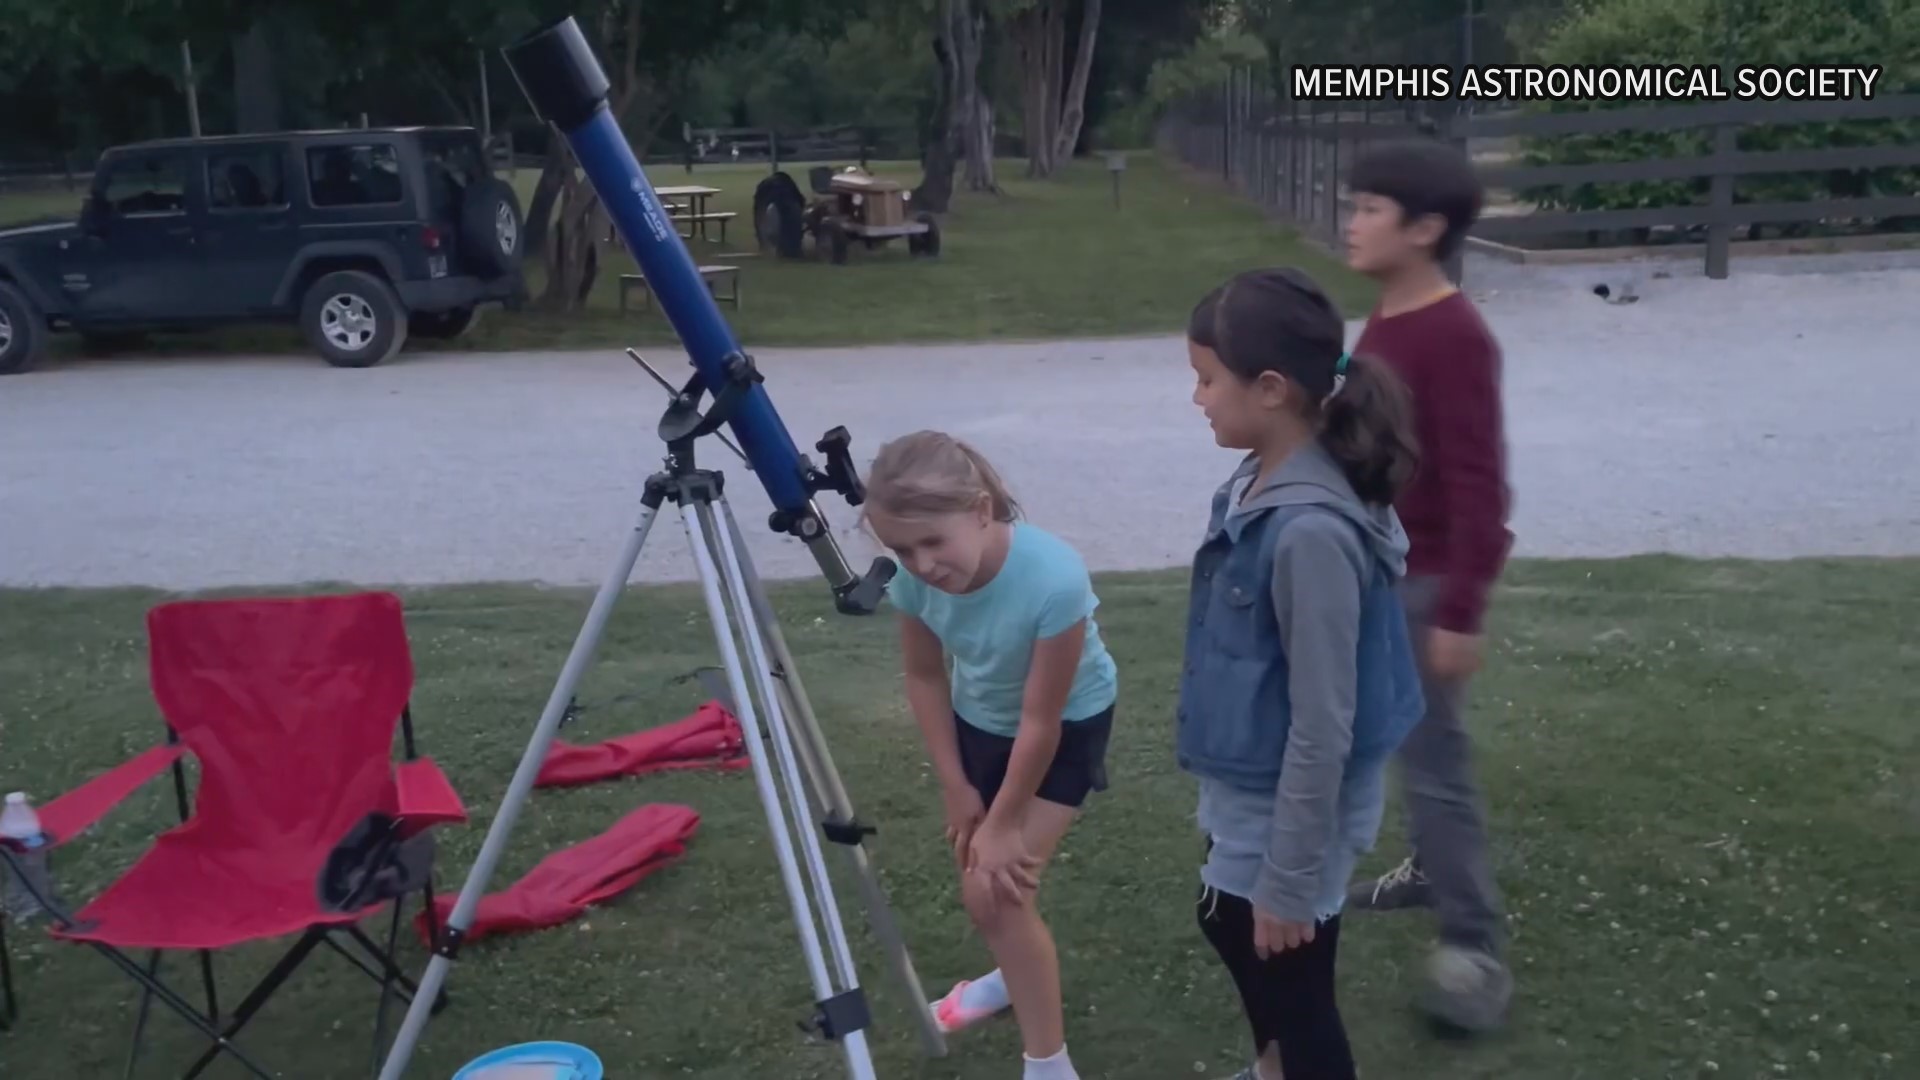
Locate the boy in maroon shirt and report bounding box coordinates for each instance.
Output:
[1339,139,1514,1035]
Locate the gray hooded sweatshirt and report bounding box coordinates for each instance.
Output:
[1194,438,1411,923]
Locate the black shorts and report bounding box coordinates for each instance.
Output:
[954,702,1114,809]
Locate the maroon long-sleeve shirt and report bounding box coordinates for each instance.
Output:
[1352,290,1513,635]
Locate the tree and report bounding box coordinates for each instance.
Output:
[928,0,1001,203]
[915,0,1000,212]
[1077,0,1217,147]
[1007,0,1104,176]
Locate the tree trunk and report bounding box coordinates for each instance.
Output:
[524,131,570,260]
[963,95,997,192]
[541,0,671,312]
[1014,0,1103,178]
[914,0,960,213]
[1052,0,1102,162]
[233,20,282,133]
[540,164,603,311]
[1015,2,1065,178]
[951,0,998,193]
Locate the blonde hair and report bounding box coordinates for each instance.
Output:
[863,430,1022,523]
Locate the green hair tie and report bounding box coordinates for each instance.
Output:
[1335,352,1350,375]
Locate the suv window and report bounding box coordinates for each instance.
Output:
[306,143,404,207]
[420,132,488,219]
[208,146,288,211]
[99,153,188,217]
[421,132,487,187]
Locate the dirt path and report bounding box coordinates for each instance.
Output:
[4,253,1917,590]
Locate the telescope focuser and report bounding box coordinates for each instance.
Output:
[772,427,896,617]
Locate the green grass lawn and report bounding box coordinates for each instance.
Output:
[2,154,1370,358]
[2,558,1914,1079]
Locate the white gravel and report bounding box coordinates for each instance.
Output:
[3,252,1917,591]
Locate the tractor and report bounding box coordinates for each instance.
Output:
[753,166,941,264]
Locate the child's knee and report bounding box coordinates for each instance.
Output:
[960,871,1017,930]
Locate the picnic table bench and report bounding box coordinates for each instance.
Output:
[671,209,736,244]
[618,265,741,312]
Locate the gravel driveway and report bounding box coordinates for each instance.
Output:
[4,252,1917,591]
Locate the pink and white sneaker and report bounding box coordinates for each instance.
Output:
[931,979,1006,1034]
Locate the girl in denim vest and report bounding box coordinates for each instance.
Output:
[864,431,1120,1080]
[1179,268,1428,1080]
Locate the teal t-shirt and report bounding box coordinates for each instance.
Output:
[885,522,1119,737]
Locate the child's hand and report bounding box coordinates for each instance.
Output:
[967,822,1041,905]
[942,783,986,867]
[1253,907,1316,959]
[1426,629,1483,680]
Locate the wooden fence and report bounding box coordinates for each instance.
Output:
[1158,77,1920,279]
[683,124,881,172]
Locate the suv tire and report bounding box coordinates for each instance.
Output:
[302,270,408,368]
[459,179,524,277]
[0,280,48,376]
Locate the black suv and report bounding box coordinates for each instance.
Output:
[0,126,526,374]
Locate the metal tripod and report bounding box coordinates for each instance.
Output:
[375,367,946,1079]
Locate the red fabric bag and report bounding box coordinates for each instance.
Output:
[534,701,747,788]
[414,803,699,945]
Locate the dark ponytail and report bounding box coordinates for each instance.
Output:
[1189,266,1420,506]
[1319,353,1419,505]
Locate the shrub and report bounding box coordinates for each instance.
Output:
[1516,0,1920,218]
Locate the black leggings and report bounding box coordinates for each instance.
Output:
[1197,882,1357,1080]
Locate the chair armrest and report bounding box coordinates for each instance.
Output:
[36,745,188,849]
[395,758,468,837]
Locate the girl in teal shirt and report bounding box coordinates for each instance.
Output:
[866,430,1118,1080]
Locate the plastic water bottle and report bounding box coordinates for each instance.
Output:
[1,792,53,922]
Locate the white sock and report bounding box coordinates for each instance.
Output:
[956,967,1009,1013]
[1022,1043,1079,1080]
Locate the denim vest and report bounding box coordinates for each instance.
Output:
[1175,489,1426,796]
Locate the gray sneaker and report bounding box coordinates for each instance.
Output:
[1347,855,1432,911]
[1420,944,1513,1034]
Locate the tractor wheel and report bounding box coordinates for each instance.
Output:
[753,172,807,259]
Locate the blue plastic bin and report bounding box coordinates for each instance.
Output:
[452,1041,604,1079]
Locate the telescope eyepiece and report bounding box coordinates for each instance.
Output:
[503,17,611,131]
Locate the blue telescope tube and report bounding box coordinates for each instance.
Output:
[503,16,892,614]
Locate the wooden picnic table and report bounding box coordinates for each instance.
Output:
[653,184,731,244]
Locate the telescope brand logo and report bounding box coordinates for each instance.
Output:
[638,185,673,243]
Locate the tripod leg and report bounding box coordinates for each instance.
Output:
[683,502,878,1080]
[375,497,666,1080]
[697,503,858,991]
[719,500,950,1058]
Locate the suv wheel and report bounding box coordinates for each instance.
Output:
[301,270,408,368]
[459,179,525,278]
[0,281,48,376]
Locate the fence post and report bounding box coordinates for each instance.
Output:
[1705,127,1737,278]
[1328,119,1341,249]
[1221,73,1232,180]
[1442,110,1469,285]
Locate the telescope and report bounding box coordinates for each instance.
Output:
[501,18,893,615]
[374,15,949,1080]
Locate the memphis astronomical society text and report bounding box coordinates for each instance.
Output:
[1293,64,1885,102]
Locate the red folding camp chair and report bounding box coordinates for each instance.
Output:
[0,591,468,1079]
